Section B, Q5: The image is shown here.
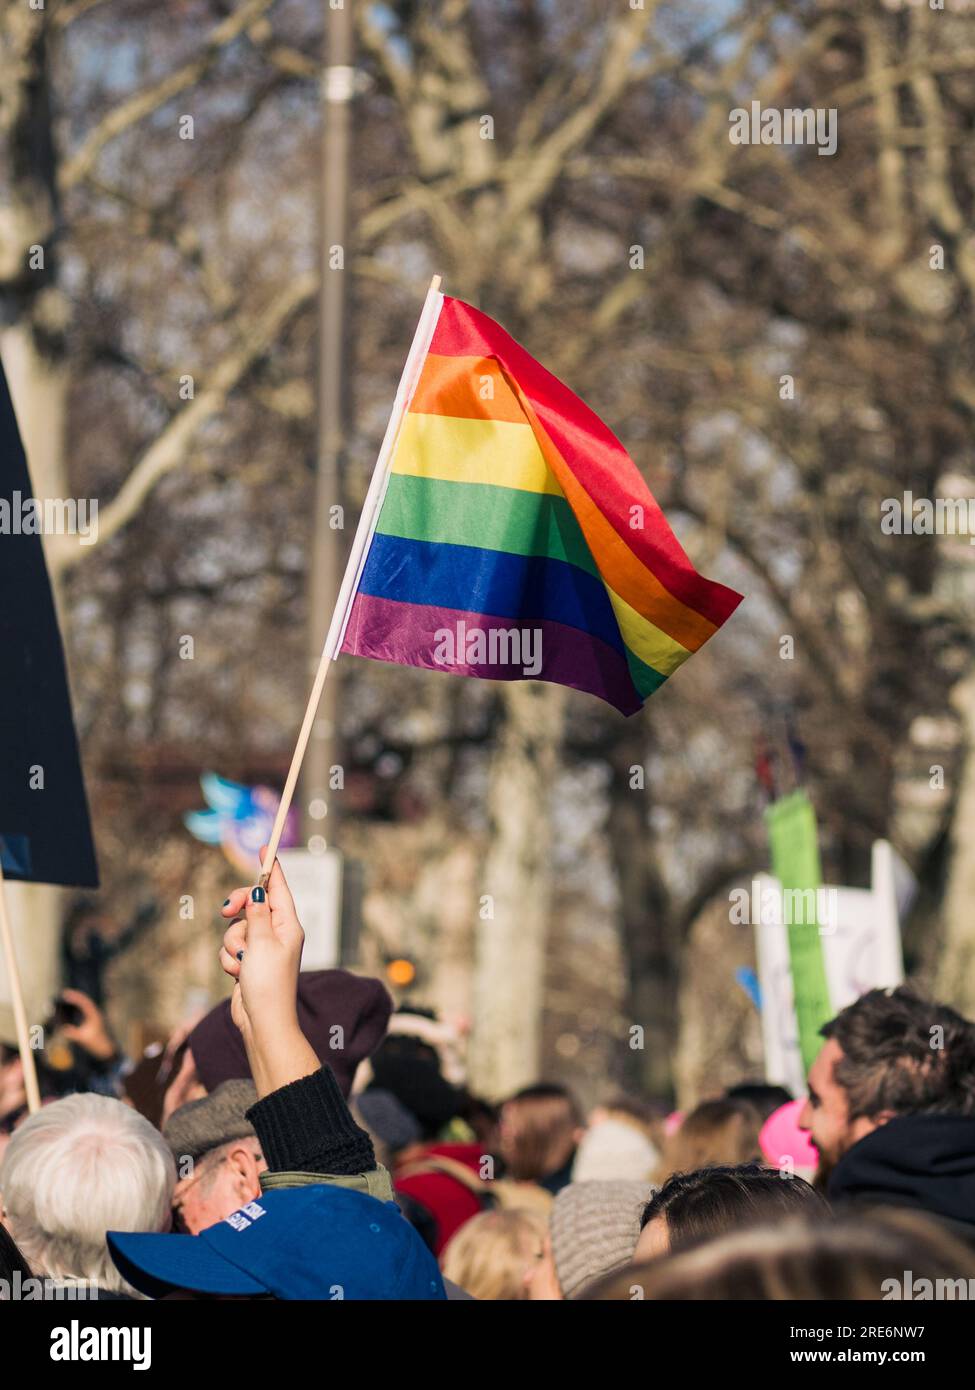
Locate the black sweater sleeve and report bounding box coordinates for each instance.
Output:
[245,1064,377,1176]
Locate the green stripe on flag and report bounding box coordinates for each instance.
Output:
[765,791,832,1075]
[379,472,600,576]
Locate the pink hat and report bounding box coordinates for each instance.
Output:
[760,1098,817,1169]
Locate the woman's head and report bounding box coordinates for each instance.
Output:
[440,1207,548,1300]
[635,1163,829,1260]
[0,1092,176,1295]
[590,1208,975,1300]
[655,1098,763,1184]
[500,1084,583,1182]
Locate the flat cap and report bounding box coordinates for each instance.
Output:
[163,1078,258,1165]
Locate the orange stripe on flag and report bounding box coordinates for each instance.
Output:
[409,353,526,424]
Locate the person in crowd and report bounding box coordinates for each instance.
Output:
[799,987,975,1238]
[724,1081,793,1123]
[758,1098,818,1180]
[571,1094,661,1184]
[161,964,392,1124]
[0,988,124,1148]
[440,1207,548,1300]
[384,1005,469,1085]
[528,1180,652,1300]
[634,1163,829,1260]
[109,1183,446,1301]
[653,1096,763,1184]
[43,988,128,1100]
[359,1033,522,1255]
[499,1083,583,1195]
[0,1031,27,1155]
[0,1092,175,1299]
[164,1079,265,1233]
[107,856,449,1299]
[0,1222,33,1296]
[585,1208,975,1300]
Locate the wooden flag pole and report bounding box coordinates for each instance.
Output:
[257,273,445,890]
[0,859,42,1113]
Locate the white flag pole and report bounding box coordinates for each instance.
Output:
[257,274,444,889]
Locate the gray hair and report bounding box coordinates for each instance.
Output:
[0,1093,175,1296]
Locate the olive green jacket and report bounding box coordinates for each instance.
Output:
[260,1164,395,1203]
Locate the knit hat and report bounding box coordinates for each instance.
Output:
[549,1180,653,1300]
[355,1087,423,1153]
[163,1079,258,1165]
[187,969,392,1099]
[366,1047,464,1139]
[571,1118,660,1185]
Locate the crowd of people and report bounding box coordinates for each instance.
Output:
[2,857,975,1301]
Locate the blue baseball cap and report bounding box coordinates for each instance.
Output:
[108,1185,446,1300]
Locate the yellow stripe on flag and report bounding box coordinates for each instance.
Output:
[392,412,564,497]
[607,588,692,676]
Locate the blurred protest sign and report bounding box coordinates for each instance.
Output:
[754,840,910,1096]
[184,772,300,877]
[277,848,342,970]
[0,362,98,890]
[765,792,832,1074]
[0,356,99,1111]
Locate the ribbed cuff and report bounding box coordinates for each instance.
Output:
[246,1064,376,1176]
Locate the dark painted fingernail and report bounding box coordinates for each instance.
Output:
[236,950,245,962]
[251,886,265,903]
[222,898,231,907]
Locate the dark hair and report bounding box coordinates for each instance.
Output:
[724,1082,793,1123]
[640,1163,829,1252]
[587,1208,975,1302]
[0,1223,33,1287]
[821,987,975,1121]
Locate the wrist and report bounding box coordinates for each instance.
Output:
[241,1020,319,1099]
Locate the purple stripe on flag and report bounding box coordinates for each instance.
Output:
[341,593,642,715]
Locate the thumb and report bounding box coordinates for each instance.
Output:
[244,885,273,943]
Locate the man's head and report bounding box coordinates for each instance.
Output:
[0,1093,175,1295]
[799,988,975,1172]
[164,1080,264,1234]
[108,1184,447,1301]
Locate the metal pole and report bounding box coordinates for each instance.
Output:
[301,0,355,847]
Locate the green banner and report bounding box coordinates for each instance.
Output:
[765,791,832,1074]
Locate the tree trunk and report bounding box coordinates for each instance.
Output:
[469,683,565,1099]
[935,673,975,1014]
[607,722,678,1101]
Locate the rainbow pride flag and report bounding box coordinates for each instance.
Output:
[341,296,743,715]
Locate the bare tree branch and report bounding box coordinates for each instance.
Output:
[49,270,317,572]
[58,0,277,190]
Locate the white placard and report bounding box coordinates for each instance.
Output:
[277,848,343,971]
[754,840,911,1095]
